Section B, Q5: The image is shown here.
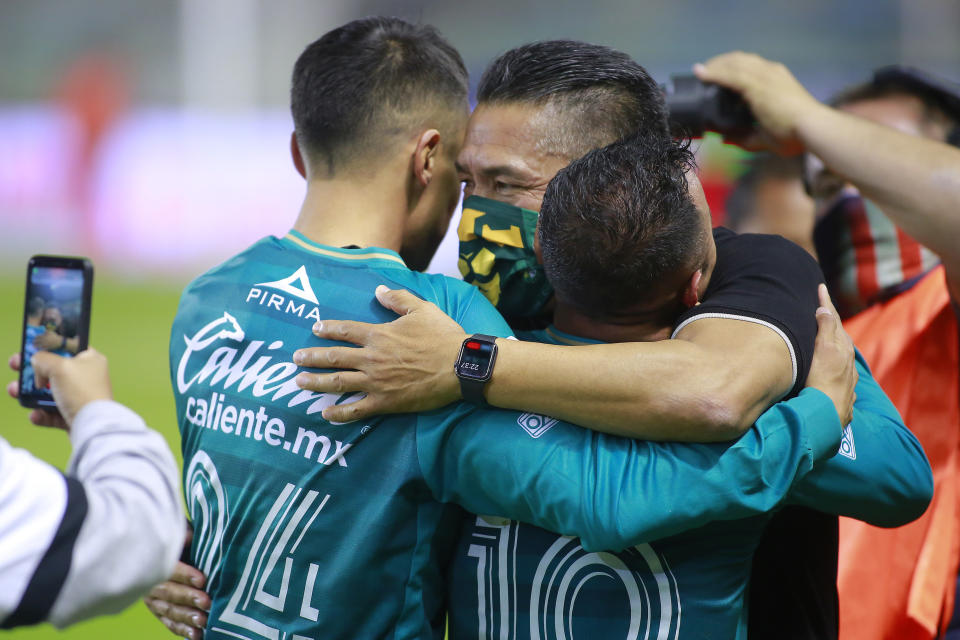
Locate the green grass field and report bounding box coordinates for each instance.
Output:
[0,270,191,639]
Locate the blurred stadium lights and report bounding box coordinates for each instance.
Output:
[1,0,959,280]
[180,0,260,109]
[899,0,960,66]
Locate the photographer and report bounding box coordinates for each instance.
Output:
[724,153,816,256]
[2,349,184,629]
[695,52,960,640]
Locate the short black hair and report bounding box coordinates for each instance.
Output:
[291,17,468,175]
[538,132,705,324]
[477,40,669,160]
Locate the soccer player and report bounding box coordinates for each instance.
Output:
[160,23,862,640]
[458,131,922,638]
[292,41,932,639]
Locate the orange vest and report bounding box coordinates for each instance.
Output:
[838,266,960,639]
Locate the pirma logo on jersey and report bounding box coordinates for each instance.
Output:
[245,265,323,322]
[517,412,559,438]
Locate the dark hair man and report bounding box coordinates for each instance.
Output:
[454,41,671,326]
[537,134,708,332]
[692,53,960,640]
[151,26,861,640]
[289,41,931,639]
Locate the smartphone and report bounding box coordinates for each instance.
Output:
[18,255,94,409]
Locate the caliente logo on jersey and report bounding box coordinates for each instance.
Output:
[177,312,346,414]
[177,312,360,466]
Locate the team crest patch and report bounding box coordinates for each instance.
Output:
[838,424,856,460]
[517,412,559,438]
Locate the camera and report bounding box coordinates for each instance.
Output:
[663,75,755,138]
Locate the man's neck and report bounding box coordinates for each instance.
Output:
[552,303,674,344]
[292,173,408,252]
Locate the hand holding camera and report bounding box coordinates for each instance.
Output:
[665,51,823,154]
[692,51,823,154]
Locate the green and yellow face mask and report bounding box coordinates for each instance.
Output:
[457,195,554,320]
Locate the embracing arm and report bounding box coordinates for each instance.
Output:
[481,318,791,441]
[295,287,797,441]
[490,283,851,442]
[420,292,854,552]
[785,351,933,527]
[419,385,842,553]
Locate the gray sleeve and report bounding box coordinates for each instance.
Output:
[1,401,186,629]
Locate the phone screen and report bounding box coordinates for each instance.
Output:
[19,256,93,408]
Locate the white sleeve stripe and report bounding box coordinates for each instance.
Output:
[0,477,88,629]
[0,441,68,623]
[671,312,799,390]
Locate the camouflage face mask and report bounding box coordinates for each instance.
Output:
[457,195,554,320]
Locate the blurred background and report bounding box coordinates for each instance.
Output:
[1,0,958,637]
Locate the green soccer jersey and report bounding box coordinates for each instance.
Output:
[171,231,513,640]
[171,231,847,640]
[446,325,931,640]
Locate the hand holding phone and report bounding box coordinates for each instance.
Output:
[8,350,112,430]
[18,255,93,410]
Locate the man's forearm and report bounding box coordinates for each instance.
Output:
[424,386,842,552]
[798,102,960,283]
[485,337,759,442]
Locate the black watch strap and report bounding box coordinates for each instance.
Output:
[460,377,487,404]
[456,334,498,404]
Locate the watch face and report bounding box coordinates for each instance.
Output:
[456,338,496,380]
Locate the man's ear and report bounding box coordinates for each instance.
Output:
[533,222,544,264]
[290,132,307,179]
[681,269,702,308]
[413,129,442,187]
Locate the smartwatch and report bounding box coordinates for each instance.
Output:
[454,334,498,404]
